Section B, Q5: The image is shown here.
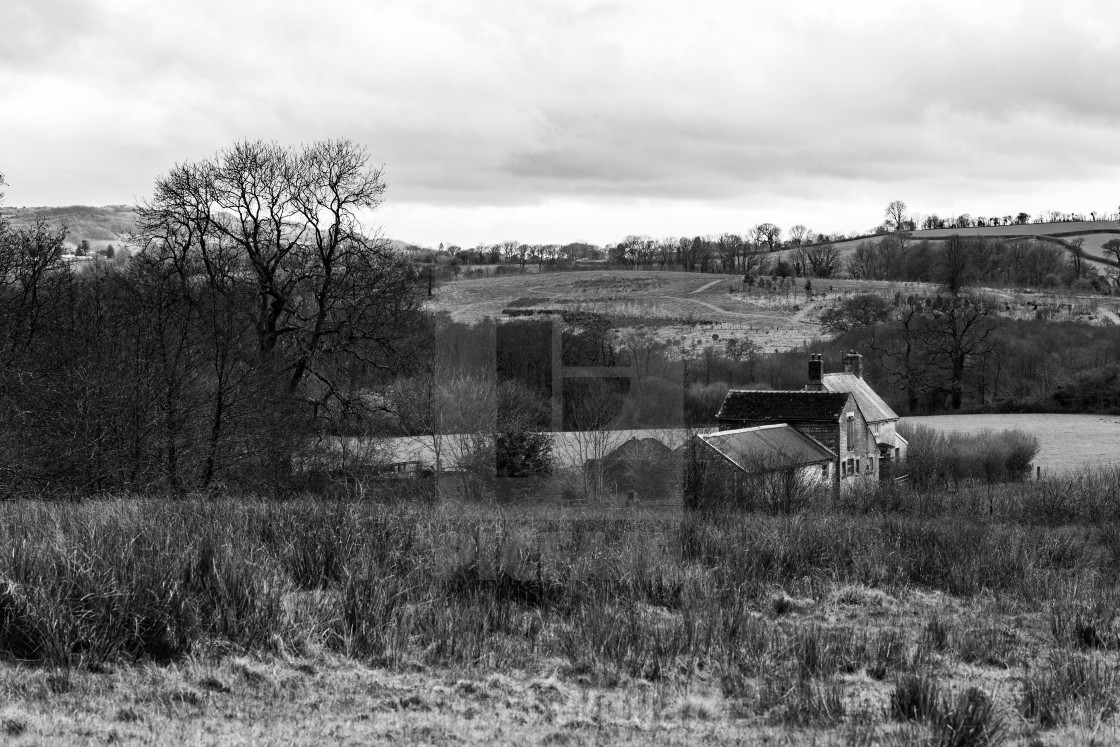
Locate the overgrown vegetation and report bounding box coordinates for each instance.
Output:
[4,468,1120,740]
[898,423,1039,488]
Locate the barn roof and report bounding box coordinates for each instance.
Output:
[820,373,898,423]
[606,437,672,461]
[699,425,835,473]
[715,390,852,423]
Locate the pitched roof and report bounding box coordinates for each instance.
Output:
[700,425,835,473]
[715,390,852,423]
[820,373,898,423]
[604,437,671,463]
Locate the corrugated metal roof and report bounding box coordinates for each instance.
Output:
[715,390,852,423]
[820,373,898,423]
[700,424,835,474]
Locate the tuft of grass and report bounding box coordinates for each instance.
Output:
[1049,598,1120,650]
[1,714,28,737]
[758,675,846,726]
[890,672,942,723]
[1019,653,1120,728]
[676,694,720,720]
[923,615,952,654]
[955,626,1019,669]
[892,676,1006,746]
[933,687,1006,747]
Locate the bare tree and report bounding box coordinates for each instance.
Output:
[820,294,894,335]
[847,241,877,279]
[137,139,422,434]
[804,243,841,277]
[915,296,1001,410]
[1102,238,1120,266]
[939,234,973,295]
[885,200,908,231]
[717,233,743,273]
[788,224,811,246]
[753,223,782,252]
[1070,237,1085,278]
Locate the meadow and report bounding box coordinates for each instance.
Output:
[5,473,1120,743]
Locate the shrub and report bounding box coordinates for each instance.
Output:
[898,424,1039,488]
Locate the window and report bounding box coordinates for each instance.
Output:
[822,463,830,479]
[856,458,861,474]
[846,413,855,450]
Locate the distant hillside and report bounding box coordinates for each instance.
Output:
[1,205,139,250]
[1,205,416,254]
[810,220,1120,273]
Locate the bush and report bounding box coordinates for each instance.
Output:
[898,424,1039,488]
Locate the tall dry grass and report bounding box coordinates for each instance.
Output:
[3,469,1120,676]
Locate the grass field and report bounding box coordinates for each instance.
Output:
[5,476,1120,744]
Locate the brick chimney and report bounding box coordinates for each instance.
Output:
[842,350,863,378]
[806,353,824,389]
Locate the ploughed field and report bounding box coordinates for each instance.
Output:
[6,484,1120,744]
[905,413,1120,474]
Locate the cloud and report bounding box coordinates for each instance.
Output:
[3,0,1120,243]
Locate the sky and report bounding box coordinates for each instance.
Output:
[3,0,1120,247]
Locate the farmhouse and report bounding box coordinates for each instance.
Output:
[804,351,908,475]
[685,423,837,512]
[710,354,889,500]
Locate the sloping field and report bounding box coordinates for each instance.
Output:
[822,221,1120,273]
[430,270,834,352]
[430,270,961,352]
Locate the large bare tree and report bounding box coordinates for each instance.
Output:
[137,139,421,430]
[804,243,841,278]
[753,223,782,252]
[885,200,908,232]
[915,296,1001,410]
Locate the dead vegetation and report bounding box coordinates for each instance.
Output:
[3,472,1120,742]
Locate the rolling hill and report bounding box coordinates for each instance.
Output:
[816,220,1120,273]
[0,205,418,254]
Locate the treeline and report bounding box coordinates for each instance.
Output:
[844,234,1112,291]
[426,293,1120,438]
[809,293,1120,414]
[0,143,428,496]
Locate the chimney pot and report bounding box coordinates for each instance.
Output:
[808,353,823,386]
[843,351,863,378]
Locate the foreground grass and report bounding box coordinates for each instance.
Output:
[4,473,1120,744]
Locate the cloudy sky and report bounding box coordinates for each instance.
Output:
[3,0,1119,246]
